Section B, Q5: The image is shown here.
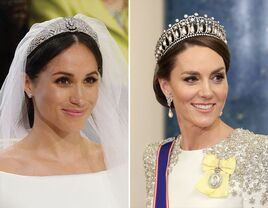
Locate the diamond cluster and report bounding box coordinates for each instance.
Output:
[27,17,99,56]
[144,129,268,207]
[155,13,227,62]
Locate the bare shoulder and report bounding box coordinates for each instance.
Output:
[0,144,27,173]
[83,138,105,164]
[84,139,103,154]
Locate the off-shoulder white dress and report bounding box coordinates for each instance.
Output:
[0,170,117,208]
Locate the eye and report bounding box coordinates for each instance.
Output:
[183,76,199,83]
[212,73,225,82]
[84,76,98,84]
[55,77,71,85]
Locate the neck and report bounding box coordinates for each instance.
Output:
[23,117,86,161]
[178,119,233,150]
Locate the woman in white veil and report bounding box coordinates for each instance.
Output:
[0,14,128,208]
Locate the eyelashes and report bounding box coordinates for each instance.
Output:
[183,76,198,83]
[55,77,71,85]
[54,76,99,86]
[213,73,225,82]
[84,76,98,84]
[183,73,225,83]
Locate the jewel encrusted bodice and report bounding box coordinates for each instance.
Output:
[143,129,268,208]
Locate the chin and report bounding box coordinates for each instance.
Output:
[56,120,86,133]
[191,116,219,129]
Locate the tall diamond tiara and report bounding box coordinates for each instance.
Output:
[155,13,227,62]
[27,17,99,56]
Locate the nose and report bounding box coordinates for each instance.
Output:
[198,80,213,99]
[70,85,86,106]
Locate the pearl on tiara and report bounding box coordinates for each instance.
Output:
[155,13,227,62]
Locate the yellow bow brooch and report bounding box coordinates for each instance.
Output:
[196,154,236,198]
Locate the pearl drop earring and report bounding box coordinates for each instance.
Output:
[166,95,173,118]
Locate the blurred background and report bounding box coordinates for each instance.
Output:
[131,0,268,207]
[0,0,128,88]
[165,0,268,138]
[131,0,164,207]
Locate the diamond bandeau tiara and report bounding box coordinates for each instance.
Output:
[27,17,99,56]
[155,13,227,62]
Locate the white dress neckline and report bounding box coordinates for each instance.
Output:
[0,169,117,208]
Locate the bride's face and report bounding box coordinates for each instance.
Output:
[159,45,228,128]
[26,42,100,133]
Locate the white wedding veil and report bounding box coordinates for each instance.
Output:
[0,14,128,207]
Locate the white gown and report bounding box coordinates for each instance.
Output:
[0,170,117,208]
[144,129,268,208]
[168,149,241,208]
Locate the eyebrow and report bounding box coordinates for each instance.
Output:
[181,67,225,76]
[52,71,99,77]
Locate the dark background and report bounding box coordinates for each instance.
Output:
[165,0,268,137]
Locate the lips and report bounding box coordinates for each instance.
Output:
[62,108,86,117]
[191,103,215,112]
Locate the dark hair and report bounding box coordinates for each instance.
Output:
[26,32,103,127]
[153,36,230,108]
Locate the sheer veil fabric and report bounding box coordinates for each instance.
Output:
[0,14,128,207]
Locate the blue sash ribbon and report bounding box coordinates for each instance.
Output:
[154,139,175,208]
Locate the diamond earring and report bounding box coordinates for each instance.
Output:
[220,111,223,117]
[27,93,32,98]
[166,95,173,118]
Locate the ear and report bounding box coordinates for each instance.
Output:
[24,74,33,98]
[158,78,172,97]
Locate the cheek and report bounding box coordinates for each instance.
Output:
[215,83,228,101]
[85,85,99,104]
[34,85,67,110]
[171,83,197,104]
